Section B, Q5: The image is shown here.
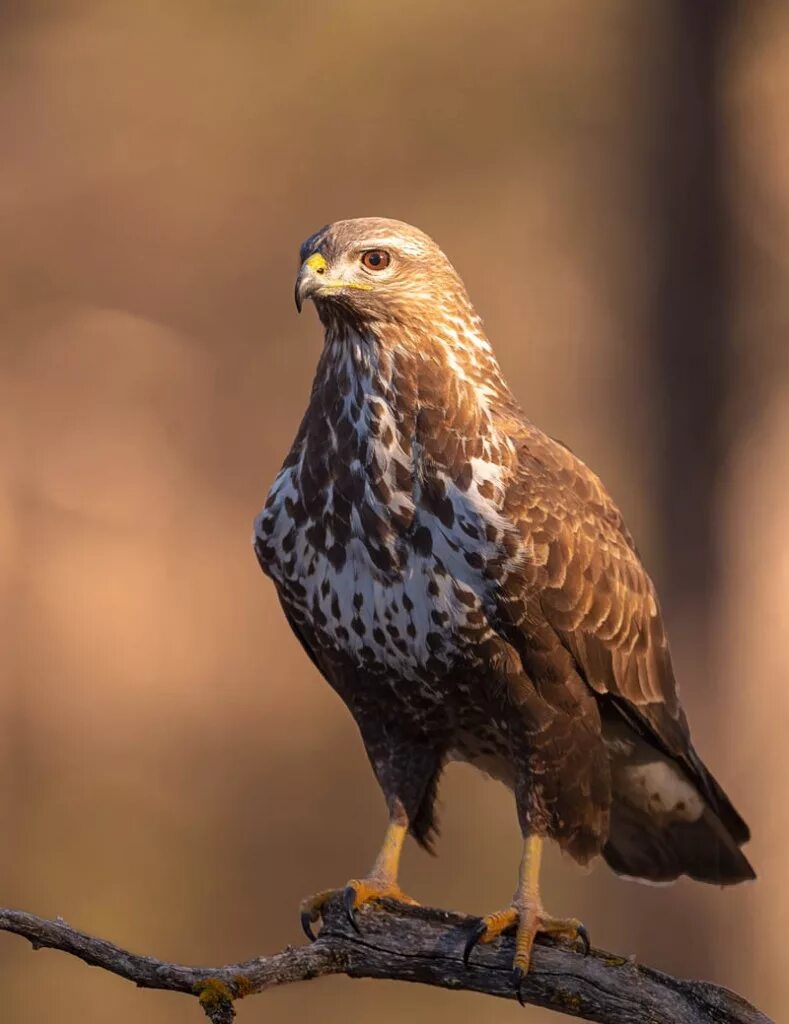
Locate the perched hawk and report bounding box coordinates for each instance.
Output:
[254,218,754,990]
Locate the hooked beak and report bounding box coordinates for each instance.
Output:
[294,252,328,313]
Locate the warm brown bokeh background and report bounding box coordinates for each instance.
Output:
[1,2,787,1021]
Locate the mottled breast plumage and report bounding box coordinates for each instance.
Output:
[255,317,519,684]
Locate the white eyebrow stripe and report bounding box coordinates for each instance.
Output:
[356,236,430,257]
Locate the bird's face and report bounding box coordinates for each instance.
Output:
[294,217,461,327]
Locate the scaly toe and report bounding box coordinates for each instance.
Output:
[299,888,339,942]
[462,906,519,967]
[463,905,589,978]
[301,879,419,941]
[343,878,419,911]
[538,913,590,954]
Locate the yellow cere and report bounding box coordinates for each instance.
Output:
[305,252,328,272]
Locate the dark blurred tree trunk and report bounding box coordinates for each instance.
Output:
[650,0,736,630]
[645,0,738,975]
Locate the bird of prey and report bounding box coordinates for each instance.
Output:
[254,217,754,991]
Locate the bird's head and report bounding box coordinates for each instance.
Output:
[294,217,470,330]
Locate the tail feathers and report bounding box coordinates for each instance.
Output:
[601,712,754,885]
[687,747,751,846]
[604,800,755,885]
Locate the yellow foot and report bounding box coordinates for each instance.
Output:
[463,904,589,1003]
[300,878,419,941]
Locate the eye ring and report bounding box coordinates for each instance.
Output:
[361,249,391,272]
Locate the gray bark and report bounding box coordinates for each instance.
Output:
[0,897,771,1023]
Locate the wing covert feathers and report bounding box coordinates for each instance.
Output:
[508,429,754,883]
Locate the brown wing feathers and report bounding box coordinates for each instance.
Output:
[512,432,754,882]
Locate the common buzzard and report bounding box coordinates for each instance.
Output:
[254,218,754,992]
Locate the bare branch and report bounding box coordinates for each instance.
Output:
[0,898,772,1024]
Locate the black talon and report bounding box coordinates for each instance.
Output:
[301,910,317,942]
[512,967,526,1007]
[462,918,488,968]
[342,886,361,934]
[577,923,591,956]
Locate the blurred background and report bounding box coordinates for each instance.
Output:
[1,2,787,1021]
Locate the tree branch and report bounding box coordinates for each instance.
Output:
[0,898,772,1024]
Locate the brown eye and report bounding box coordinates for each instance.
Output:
[361,249,390,271]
